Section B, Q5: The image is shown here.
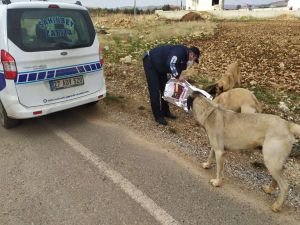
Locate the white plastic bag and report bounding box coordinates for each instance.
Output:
[163,79,213,112]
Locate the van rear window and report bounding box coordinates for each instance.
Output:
[7,8,96,52]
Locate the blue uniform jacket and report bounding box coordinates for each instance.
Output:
[149,45,189,78]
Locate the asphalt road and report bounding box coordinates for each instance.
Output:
[0,108,298,225]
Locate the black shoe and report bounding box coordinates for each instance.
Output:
[164,112,177,120]
[155,117,168,125]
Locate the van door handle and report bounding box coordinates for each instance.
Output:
[61,51,68,56]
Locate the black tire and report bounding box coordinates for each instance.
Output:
[0,102,19,129]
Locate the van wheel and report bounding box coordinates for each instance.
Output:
[0,102,19,129]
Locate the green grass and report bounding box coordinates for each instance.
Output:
[236,16,262,21]
[195,77,216,87]
[104,93,126,105]
[138,106,145,110]
[249,86,300,111]
[286,93,300,102]
[99,17,217,63]
[250,86,278,105]
[168,127,177,134]
[213,16,265,22]
[282,93,300,113]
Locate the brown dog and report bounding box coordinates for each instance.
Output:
[187,93,300,212]
[213,88,262,113]
[216,62,241,95]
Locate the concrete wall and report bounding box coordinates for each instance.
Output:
[155,10,190,20]
[155,7,300,20]
[210,8,300,19]
[155,8,300,21]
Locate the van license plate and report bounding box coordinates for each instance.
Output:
[50,76,84,91]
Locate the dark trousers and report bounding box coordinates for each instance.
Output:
[143,55,170,120]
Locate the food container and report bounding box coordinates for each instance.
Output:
[163,79,213,112]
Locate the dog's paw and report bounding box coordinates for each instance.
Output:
[271,202,282,213]
[202,162,211,169]
[210,179,222,187]
[262,185,275,194]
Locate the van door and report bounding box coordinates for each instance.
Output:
[7,7,104,107]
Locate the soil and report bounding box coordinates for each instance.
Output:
[181,12,205,21]
[101,20,300,217]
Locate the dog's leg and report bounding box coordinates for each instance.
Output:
[262,178,278,194]
[267,168,288,213]
[237,77,241,87]
[263,140,291,212]
[236,67,241,87]
[202,148,214,169]
[241,105,256,114]
[210,149,225,187]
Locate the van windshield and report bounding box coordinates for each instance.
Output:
[7,8,96,52]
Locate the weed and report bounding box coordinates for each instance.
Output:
[216,17,264,22]
[104,93,125,104]
[168,127,177,134]
[283,93,300,113]
[99,16,216,63]
[250,86,300,109]
[286,93,300,102]
[238,16,261,21]
[196,77,215,87]
[250,86,278,105]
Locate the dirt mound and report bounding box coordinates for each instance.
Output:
[181,12,204,21]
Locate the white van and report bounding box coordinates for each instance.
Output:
[0,0,106,128]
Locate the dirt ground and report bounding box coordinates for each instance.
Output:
[99,18,300,216]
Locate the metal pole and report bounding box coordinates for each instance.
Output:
[219,0,224,10]
[134,0,136,16]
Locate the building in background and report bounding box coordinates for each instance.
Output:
[288,0,300,10]
[185,0,224,11]
[185,1,296,11]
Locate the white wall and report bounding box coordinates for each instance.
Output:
[288,0,300,10]
[210,9,300,19]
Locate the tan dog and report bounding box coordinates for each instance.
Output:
[216,62,241,95]
[187,93,300,212]
[213,88,262,113]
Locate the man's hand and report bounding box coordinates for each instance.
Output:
[178,74,185,82]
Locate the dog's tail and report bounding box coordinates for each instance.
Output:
[289,123,300,136]
[251,94,263,113]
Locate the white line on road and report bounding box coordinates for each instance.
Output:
[50,125,180,225]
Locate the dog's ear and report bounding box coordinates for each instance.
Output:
[187,91,207,110]
[187,95,195,111]
[205,83,217,98]
[216,84,224,95]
